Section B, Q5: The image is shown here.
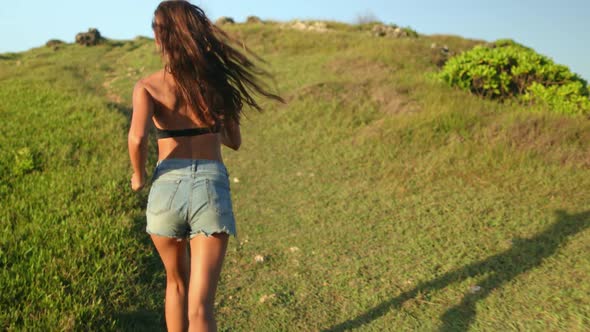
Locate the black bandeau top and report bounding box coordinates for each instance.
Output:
[155,123,221,139]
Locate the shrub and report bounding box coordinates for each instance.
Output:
[246,16,263,24]
[12,147,38,176]
[439,40,590,115]
[215,16,235,25]
[45,39,65,47]
[356,11,380,25]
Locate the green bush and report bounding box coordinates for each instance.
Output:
[439,40,590,115]
[12,147,38,176]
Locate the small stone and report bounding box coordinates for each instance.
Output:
[233,177,240,183]
[259,293,276,303]
[289,246,300,252]
[254,254,264,263]
[468,285,482,293]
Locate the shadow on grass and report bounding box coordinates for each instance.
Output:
[108,101,166,330]
[113,213,166,331]
[323,209,590,331]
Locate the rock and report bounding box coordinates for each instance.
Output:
[215,16,235,25]
[75,28,102,46]
[259,294,276,303]
[431,44,454,67]
[290,21,307,31]
[283,20,329,33]
[468,285,482,294]
[311,22,328,31]
[371,24,417,38]
[246,16,263,24]
[371,24,388,37]
[254,254,264,263]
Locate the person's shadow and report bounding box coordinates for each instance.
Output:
[109,103,166,330]
[323,209,590,331]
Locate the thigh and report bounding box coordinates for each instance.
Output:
[151,235,190,281]
[188,233,230,306]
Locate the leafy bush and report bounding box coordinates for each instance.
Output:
[45,39,65,47]
[12,147,38,176]
[439,39,590,115]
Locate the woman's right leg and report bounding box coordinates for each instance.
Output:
[151,234,190,332]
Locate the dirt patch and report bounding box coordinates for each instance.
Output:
[102,75,123,104]
[370,85,420,115]
[486,115,590,169]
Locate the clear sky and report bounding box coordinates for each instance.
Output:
[1,0,588,80]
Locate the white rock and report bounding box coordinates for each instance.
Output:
[469,285,482,293]
[259,293,276,303]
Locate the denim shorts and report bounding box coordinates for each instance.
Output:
[146,159,237,240]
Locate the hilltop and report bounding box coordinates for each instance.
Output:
[1,21,589,330]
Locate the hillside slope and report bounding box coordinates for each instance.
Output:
[1,22,589,331]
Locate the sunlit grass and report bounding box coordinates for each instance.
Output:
[1,22,589,331]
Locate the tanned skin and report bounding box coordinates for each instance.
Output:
[127,48,241,332]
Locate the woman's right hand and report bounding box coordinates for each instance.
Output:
[131,170,147,192]
[220,117,241,151]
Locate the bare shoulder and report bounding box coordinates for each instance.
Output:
[132,76,156,109]
[136,69,166,97]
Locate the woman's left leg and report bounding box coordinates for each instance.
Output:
[151,235,190,332]
[188,232,230,332]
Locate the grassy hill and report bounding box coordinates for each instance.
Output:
[1,21,589,331]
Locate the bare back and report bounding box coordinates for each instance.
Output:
[143,69,223,162]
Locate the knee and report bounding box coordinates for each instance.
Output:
[188,303,214,322]
[165,273,188,292]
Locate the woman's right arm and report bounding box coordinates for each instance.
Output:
[128,80,154,191]
[220,117,241,151]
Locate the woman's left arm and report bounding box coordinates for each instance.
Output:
[128,81,154,191]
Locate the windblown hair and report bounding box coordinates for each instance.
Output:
[152,0,283,128]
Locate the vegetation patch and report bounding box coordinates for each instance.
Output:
[1,21,589,331]
[439,39,590,115]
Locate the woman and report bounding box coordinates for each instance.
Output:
[127,1,282,331]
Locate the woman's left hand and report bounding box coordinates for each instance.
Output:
[131,171,147,192]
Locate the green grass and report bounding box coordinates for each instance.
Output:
[1,22,589,331]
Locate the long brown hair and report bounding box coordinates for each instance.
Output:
[152,0,283,128]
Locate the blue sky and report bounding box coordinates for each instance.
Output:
[1,0,588,80]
